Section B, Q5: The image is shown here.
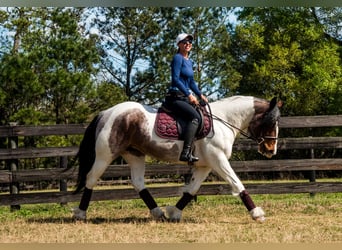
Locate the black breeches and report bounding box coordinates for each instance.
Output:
[166,99,201,122]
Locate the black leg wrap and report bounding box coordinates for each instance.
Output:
[79,187,93,211]
[139,189,158,210]
[239,190,256,211]
[176,192,194,210]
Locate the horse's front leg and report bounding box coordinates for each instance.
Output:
[239,190,265,222]
[166,166,212,222]
[211,153,266,222]
[123,153,166,221]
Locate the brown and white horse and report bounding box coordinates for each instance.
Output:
[72,96,281,222]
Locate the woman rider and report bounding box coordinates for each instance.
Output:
[164,33,208,163]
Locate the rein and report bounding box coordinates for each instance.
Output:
[200,101,277,144]
[211,113,261,143]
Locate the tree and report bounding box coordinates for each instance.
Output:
[0,7,43,125]
[0,7,100,125]
[87,81,128,113]
[232,7,342,116]
[28,8,100,124]
[92,7,162,104]
[91,7,240,105]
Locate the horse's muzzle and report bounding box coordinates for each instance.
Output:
[258,140,278,158]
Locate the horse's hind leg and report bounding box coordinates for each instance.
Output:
[122,152,166,221]
[73,156,113,220]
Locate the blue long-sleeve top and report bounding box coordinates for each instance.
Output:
[170,53,202,97]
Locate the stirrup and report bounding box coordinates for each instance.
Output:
[179,149,199,163]
[180,154,199,163]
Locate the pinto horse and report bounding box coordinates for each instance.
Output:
[72,96,281,222]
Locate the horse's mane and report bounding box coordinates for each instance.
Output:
[211,95,255,112]
[212,95,258,104]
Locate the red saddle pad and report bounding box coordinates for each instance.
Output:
[154,106,212,140]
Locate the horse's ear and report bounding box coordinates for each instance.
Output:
[277,100,283,108]
[269,97,283,110]
[264,97,281,125]
[269,97,277,110]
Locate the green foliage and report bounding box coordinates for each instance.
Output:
[0,7,99,126]
[233,7,342,116]
[1,7,340,122]
[0,53,44,124]
[94,7,162,104]
[89,82,128,114]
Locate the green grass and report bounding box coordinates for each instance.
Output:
[1,188,341,221]
[0,192,341,243]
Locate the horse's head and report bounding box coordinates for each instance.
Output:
[249,97,281,158]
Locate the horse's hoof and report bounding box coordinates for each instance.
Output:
[255,216,266,223]
[72,207,87,221]
[250,207,266,223]
[165,206,182,222]
[150,207,167,222]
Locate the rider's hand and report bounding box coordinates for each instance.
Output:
[200,94,208,104]
[188,94,199,105]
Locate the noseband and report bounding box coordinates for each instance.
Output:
[256,135,278,145]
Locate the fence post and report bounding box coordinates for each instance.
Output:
[59,156,68,205]
[8,122,20,211]
[309,137,316,197]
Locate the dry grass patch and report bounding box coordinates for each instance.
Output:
[0,193,341,243]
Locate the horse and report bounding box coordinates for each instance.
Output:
[72,95,281,222]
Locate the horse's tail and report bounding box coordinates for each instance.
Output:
[73,114,102,194]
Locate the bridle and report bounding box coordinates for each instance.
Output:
[211,114,278,144]
[200,101,278,145]
[254,121,279,144]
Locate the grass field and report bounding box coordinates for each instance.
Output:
[0,190,341,243]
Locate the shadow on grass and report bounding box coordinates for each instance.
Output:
[26,216,150,224]
[26,216,199,224]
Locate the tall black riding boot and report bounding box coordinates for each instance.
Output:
[179,119,199,162]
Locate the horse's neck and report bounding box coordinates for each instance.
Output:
[211,96,255,130]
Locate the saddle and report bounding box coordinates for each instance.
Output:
[154,104,213,140]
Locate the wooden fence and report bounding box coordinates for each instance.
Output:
[0,115,341,208]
